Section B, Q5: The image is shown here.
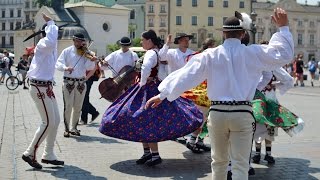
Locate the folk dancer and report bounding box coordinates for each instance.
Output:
[56,33,96,137]
[99,30,203,166]
[146,8,294,179]
[181,38,216,153]
[22,13,64,169]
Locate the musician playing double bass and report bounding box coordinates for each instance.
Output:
[55,33,96,137]
[101,36,139,78]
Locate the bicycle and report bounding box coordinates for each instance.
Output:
[5,68,28,90]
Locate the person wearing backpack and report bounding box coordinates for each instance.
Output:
[0,51,12,84]
[308,57,317,87]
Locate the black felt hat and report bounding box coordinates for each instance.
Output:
[119,36,132,46]
[73,33,86,41]
[174,33,194,44]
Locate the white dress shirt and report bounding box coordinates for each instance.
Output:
[158,44,194,74]
[55,46,95,78]
[140,49,159,86]
[158,26,294,102]
[102,49,139,77]
[27,20,58,81]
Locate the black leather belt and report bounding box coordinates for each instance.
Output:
[63,77,85,81]
[30,79,52,85]
[211,101,252,106]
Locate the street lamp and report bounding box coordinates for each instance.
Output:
[250,11,257,44]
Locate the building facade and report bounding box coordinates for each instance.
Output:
[0,0,25,51]
[169,0,251,50]
[145,0,169,41]
[253,0,320,61]
[116,0,146,39]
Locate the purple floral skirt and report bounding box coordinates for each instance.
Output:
[99,79,203,142]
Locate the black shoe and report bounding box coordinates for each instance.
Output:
[90,112,100,123]
[22,155,42,169]
[186,142,202,153]
[146,157,162,167]
[311,82,314,87]
[196,142,211,152]
[248,167,255,175]
[23,86,29,90]
[70,130,81,136]
[264,155,275,164]
[63,131,70,138]
[252,154,261,163]
[41,159,64,165]
[136,154,152,164]
[227,170,232,180]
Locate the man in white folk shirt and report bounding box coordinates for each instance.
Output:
[146,8,294,180]
[158,33,194,76]
[22,13,64,169]
[56,33,96,138]
[101,36,139,78]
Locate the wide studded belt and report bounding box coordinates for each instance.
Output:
[211,101,252,106]
[63,77,85,81]
[30,79,52,85]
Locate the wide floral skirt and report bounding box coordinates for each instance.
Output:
[99,79,203,143]
[252,90,304,137]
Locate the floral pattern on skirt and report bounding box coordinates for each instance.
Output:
[252,90,304,136]
[181,81,211,108]
[99,79,203,143]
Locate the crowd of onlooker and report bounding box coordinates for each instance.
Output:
[0,47,34,89]
[283,53,319,87]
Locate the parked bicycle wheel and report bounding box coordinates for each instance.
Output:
[6,76,19,90]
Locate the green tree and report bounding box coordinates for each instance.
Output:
[107,44,120,53]
[132,38,141,47]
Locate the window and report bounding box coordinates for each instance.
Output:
[191,33,197,44]
[192,0,197,7]
[148,4,154,13]
[192,16,197,25]
[2,23,5,30]
[223,0,228,7]
[16,22,21,29]
[176,0,182,6]
[32,1,37,8]
[160,18,166,27]
[130,10,135,19]
[239,0,244,8]
[298,33,303,45]
[10,22,14,30]
[26,14,30,22]
[10,9,13,17]
[2,10,5,18]
[223,17,227,23]
[160,34,165,40]
[25,1,30,8]
[17,9,21,17]
[176,16,182,25]
[148,18,154,27]
[208,17,214,26]
[208,0,214,7]
[10,36,13,45]
[160,5,166,13]
[310,34,314,45]
[130,31,135,39]
[310,21,315,27]
[2,37,5,46]
[297,20,303,27]
[208,33,213,38]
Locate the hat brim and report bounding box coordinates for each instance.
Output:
[73,36,86,41]
[216,28,244,32]
[119,42,132,46]
[174,35,194,44]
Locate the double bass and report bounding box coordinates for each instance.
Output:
[98,61,141,102]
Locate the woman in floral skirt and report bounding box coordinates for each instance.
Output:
[99,30,203,166]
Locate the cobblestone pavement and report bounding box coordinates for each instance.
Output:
[0,70,319,180]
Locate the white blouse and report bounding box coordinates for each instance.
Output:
[27,20,58,81]
[139,49,159,86]
[158,26,294,102]
[55,46,95,78]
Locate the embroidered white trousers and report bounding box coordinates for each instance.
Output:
[207,104,255,180]
[23,84,60,161]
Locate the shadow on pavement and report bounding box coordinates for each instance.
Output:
[249,157,320,180]
[26,165,107,179]
[71,134,124,144]
[110,159,211,180]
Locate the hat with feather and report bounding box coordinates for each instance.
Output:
[217,11,252,31]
